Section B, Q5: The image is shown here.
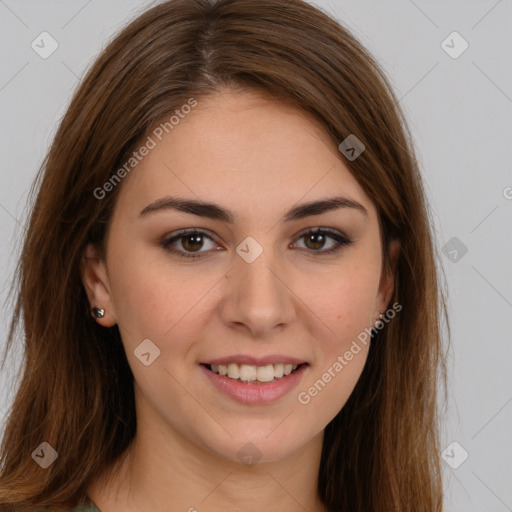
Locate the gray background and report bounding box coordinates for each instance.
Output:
[0,1,511,510]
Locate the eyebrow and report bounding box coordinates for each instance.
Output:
[139,195,367,222]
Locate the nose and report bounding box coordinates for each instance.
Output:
[218,247,296,338]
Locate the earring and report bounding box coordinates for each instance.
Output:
[373,311,384,329]
[92,307,105,319]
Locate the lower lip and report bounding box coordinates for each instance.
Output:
[199,364,308,405]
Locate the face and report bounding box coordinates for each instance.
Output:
[82,88,397,464]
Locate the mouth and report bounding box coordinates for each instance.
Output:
[201,362,308,384]
[199,361,309,404]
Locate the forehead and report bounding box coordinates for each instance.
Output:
[114,89,374,220]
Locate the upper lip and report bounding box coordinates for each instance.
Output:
[201,355,308,366]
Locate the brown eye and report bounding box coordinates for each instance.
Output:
[181,233,205,252]
[303,232,328,250]
[293,228,353,255]
[160,229,219,259]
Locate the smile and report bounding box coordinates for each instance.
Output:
[204,362,302,383]
[200,362,309,404]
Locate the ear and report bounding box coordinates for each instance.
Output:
[80,243,117,327]
[376,238,400,314]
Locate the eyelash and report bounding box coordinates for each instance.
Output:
[159,228,353,260]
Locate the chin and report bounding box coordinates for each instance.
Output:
[196,421,317,466]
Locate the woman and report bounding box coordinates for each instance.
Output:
[0,0,447,510]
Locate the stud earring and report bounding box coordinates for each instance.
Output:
[92,307,105,319]
[372,311,385,331]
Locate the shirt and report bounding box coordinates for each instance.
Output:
[70,500,101,511]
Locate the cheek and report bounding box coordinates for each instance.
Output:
[295,301,375,427]
[296,345,369,432]
[308,254,381,341]
[107,239,208,350]
[294,252,381,419]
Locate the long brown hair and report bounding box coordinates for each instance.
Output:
[0,0,447,510]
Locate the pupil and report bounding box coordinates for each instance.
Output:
[306,233,325,250]
[183,234,203,251]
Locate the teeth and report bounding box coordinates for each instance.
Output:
[256,364,274,382]
[208,362,300,382]
[239,364,257,382]
[227,363,239,379]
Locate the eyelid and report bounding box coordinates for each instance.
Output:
[160,228,219,254]
[290,227,353,254]
[292,226,350,242]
